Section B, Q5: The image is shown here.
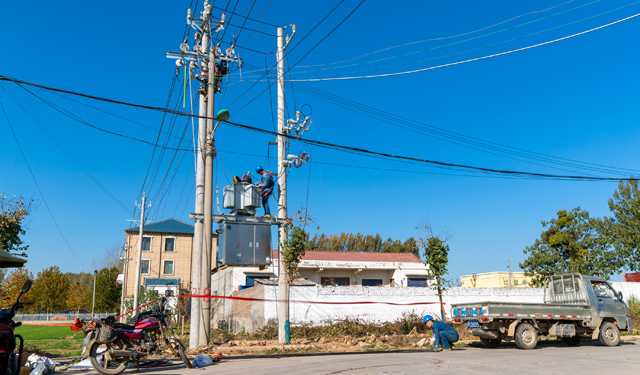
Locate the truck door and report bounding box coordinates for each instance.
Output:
[590,280,627,329]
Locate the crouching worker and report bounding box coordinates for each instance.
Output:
[424,315,459,352]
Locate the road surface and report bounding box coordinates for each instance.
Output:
[107,341,640,375]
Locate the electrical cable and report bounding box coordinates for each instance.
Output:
[223,0,348,110]
[211,3,279,27]
[1,85,133,215]
[294,0,578,69]
[280,1,640,80]
[5,75,637,181]
[240,59,638,177]
[290,11,640,81]
[270,0,604,77]
[1,100,88,269]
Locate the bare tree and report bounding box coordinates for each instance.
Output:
[92,244,123,272]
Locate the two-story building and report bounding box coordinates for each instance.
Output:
[123,218,217,298]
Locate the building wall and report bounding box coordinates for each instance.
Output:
[211,258,430,298]
[460,272,533,288]
[123,232,217,297]
[230,284,265,334]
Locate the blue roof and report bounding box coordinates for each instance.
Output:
[125,218,194,234]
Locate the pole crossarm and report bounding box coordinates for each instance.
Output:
[189,213,288,225]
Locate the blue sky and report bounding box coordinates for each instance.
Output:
[1,0,639,281]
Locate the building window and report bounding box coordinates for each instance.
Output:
[141,260,150,275]
[165,289,174,297]
[407,278,428,287]
[321,277,350,286]
[142,237,151,251]
[165,238,175,252]
[362,279,383,287]
[245,275,270,287]
[163,260,174,275]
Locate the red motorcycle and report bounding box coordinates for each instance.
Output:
[78,297,190,375]
[0,280,32,375]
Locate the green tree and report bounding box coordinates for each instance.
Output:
[33,266,69,312]
[520,208,620,286]
[95,266,121,312]
[417,220,450,321]
[602,178,640,271]
[0,194,32,257]
[282,210,312,283]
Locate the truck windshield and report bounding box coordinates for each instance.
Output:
[591,281,618,300]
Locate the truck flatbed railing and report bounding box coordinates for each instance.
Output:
[544,274,589,305]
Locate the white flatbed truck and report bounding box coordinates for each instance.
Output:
[450,274,633,349]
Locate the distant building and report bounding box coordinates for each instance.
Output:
[123,218,218,298]
[460,271,533,288]
[623,272,640,282]
[212,250,432,296]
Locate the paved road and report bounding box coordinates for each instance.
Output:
[104,342,640,375]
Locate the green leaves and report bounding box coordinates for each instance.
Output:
[604,178,640,270]
[0,194,32,257]
[520,207,622,286]
[423,237,450,288]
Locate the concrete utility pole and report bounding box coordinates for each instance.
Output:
[508,259,512,289]
[119,247,132,322]
[92,270,97,316]
[199,49,216,347]
[276,26,294,344]
[190,8,209,350]
[133,194,149,310]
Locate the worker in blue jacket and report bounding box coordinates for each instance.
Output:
[255,165,275,217]
[424,315,459,352]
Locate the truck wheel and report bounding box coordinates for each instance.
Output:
[514,323,538,350]
[480,337,501,348]
[598,322,620,346]
[562,337,581,346]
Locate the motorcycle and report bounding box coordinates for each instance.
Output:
[0,280,32,375]
[78,297,191,375]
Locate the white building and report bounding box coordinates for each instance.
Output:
[212,250,431,296]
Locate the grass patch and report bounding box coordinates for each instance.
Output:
[16,325,83,357]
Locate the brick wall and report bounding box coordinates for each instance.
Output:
[230,284,265,333]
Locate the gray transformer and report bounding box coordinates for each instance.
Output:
[217,222,272,266]
[223,183,261,214]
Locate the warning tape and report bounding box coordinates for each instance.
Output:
[76,295,447,327]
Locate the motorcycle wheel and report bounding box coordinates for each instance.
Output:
[168,337,191,368]
[89,341,129,375]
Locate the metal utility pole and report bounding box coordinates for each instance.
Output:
[133,194,149,310]
[508,259,512,289]
[199,50,216,347]
[190,8,210,350]
[92,270,97,316]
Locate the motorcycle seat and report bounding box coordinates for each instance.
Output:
[113,323,136,330]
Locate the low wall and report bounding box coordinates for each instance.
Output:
[229,282,640,333]
[263,285,545,327]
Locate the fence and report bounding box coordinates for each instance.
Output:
[16,313,115,323]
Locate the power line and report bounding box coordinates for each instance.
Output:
[212,3,279,27]
[289,11,640,81]
[4,75,636,181]
[0,100,88,269]
[274,0,603,77]
[279,0,640,80]
[293,0,579,69]
[1,85,133,215]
